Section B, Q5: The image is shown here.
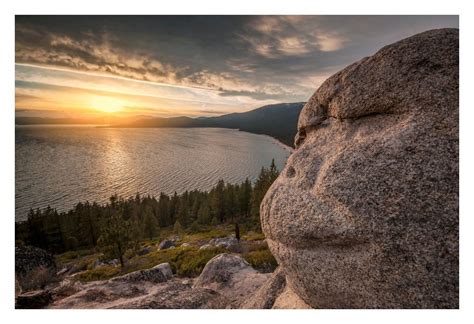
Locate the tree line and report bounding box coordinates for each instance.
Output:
[15,160,280,256]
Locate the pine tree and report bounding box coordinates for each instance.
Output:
[197,199,212,224]
[211,180,225,223]
[238,178,252,219]
[173,220,183,236]
[143,206,158,240]
[98,210,135,268]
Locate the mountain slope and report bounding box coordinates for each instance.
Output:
[16,102,306,147]
[120,102,305,147]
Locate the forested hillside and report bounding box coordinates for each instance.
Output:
[15,160,279,258]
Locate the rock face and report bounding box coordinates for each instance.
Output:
[15,245,57,291]
[241,267,311,309]
[47,254,269,309]
[193,253,270,307]
[50,278,228,309]
[261,28,459,308]
[110,263,173,283]
[240,267,287,309]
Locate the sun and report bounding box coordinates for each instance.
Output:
[90,96,124,114]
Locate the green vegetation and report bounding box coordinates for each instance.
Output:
[73,265,121,282]
[16,161,280,282]
[69,245,228,282]
[243,249,278,273]
[54,225,277,282]
[16,160,279,256]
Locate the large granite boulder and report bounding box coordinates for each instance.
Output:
[15,245,57,291]
[261,28,458,308]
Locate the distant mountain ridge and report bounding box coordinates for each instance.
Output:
[16,102,306,147]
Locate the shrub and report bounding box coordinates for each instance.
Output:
[18,265,56,291]
[173,220,183,235]
[243,248,278,273]
[74,265,120,282]
[189,221,200,232]
[242,231,266,241]
[181,228,230,243]
[55,249,96,265]
[95,246,229,281]
[175,247,226,277]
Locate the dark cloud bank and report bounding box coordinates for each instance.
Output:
[16,15,458,102]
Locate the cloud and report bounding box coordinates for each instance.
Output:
[314,33,346,52]
[15,15,459,106]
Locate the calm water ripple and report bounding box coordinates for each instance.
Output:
[15,126,291,221]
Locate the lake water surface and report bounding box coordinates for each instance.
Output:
[15,126,291,221]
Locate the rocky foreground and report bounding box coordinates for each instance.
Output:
[15,245,308,309]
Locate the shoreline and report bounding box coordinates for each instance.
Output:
[256,133,294,153]
[17,123,296,153]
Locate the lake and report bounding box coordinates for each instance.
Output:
[15,126,291,221]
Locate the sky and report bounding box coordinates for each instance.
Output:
[15,15,458,119]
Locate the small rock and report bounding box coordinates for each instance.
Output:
[56,267,69,276]
[153,263,173,279]
[158,240,176,250]
[199,244,212,250]
[50,279,81,300]
[110,262,173,283]
[108,259,119,266]
[194,253,270,307]
[169,235,181,242]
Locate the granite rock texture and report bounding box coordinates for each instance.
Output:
[261,28,459,308]
[50,278,228,309]
[240,267,287,309]
[193,253,270,307]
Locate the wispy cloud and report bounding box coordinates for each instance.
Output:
[15,15,459,116]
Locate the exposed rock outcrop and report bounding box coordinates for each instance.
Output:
[50,278,227,309]
[42,254,270,309]
[193,253,270,307]
[261,28,459,308]
[15,245,57,291]
[240,267,286,309]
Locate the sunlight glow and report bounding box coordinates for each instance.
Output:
[90,96,125,114]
